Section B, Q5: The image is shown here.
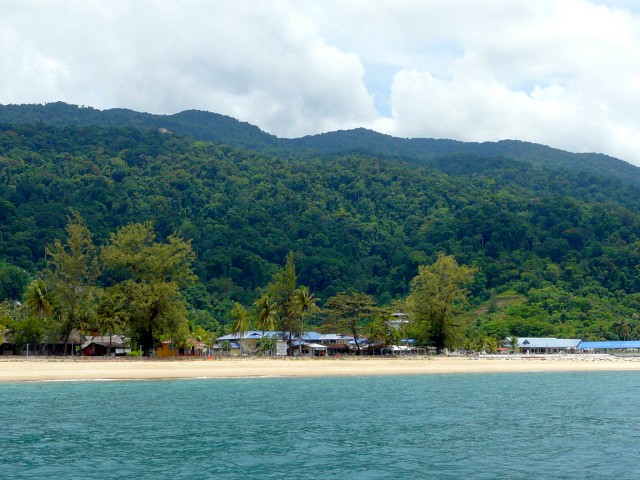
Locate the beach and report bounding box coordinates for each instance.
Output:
[0,355,640,382]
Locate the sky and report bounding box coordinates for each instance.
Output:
[2,0,640,165]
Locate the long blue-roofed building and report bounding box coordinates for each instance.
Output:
[577,341,640,353]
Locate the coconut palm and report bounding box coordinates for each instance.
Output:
[295,286,320,354]
[508,335,519,354]
[614,318,632,341]
[23,279,52,318]
[255,294,278,355]
[22,279,54,354]
[231,302,250,353]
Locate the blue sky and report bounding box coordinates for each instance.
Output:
[2,0,640,165]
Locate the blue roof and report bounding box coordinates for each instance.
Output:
[217,331,284,341]
[517,338,581,348]
[578,341,640,350]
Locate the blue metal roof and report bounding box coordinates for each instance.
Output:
[578,341,640,350]
[517,338,581,348]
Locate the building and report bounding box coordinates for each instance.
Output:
[80,335,130,356]
[517,337,581,354]
[577,341,640,354]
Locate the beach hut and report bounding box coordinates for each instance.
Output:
[80,335,130,356]
[0,329,14,355]
[294,342,327,357]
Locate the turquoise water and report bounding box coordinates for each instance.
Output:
[1,372,639,479]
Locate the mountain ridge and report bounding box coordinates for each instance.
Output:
[1,101,637,187]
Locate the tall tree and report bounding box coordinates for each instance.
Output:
[231,302,250,343]
[267,251,299,355]
[255,293,278,350]
[20,279,53,352]
[101,222,196,356]
[45,211,100,354]
[407,253,477,353]
[294,286,320,354]
[95,293,125,356]
[325,292,376,355]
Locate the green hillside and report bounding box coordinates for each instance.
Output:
[1,102,638,187]
[1,107,640,342]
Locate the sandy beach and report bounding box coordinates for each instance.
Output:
[0,355,639,382]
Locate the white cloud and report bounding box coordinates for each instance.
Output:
[362,0,640,165]
[0,0,377,136]
[1,0,640,164]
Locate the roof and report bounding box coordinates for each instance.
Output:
[217,331,271,341]
[517,337,581,349]
[81,335,126,349]
[217,331,352,342]
[318,333,353,341]
[213,341,242,349]
[302,343,327,349]
[578,341,640,350]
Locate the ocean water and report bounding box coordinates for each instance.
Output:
[1,371,639,479]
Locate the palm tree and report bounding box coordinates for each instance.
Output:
[231,302,250,354]
[24,279,52,318]
[614,318,632,341]
[23,279,53,354]
[508,335,519,354]
[255,294,278,355]
[295,287,320,355]
[100,315,123,356]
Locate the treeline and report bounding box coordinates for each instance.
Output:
[1,122,640,342]
[0,213,476,356]
[0,214,196,355]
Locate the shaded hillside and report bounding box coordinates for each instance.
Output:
[1,102,638,187]
[0,101,277,150]
[289,129,640,188]
[2,122,640,339]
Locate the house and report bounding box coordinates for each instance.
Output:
[292,341,328,357]
[217,331,268,354]
[517,337,581,354]
[387,312,409,330]
[0,329,14,355]
[50,329,83,355]
[215,331,288,356]
[80,335,130,356]
[157,339,208,357]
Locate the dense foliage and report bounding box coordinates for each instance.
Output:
[2,104,640,345]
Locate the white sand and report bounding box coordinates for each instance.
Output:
[0,355,639,382]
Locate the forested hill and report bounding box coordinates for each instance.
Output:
[2,116,640,340]
[1,102,638,188]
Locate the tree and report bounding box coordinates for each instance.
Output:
[294,286,320,354]
[613,317,632,340]
[45,211,100,354]
[0,262,29,301]
[101,222,196,356]
[325,292,376,355]
[95,293,126,356]
[231,302,250,352]
[407,254,477,354]
[20,279,53,353]
[267,251,299,355]
[23,279,51,318]
[255,294,278,353]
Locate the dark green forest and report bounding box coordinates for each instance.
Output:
[2,102,640,345]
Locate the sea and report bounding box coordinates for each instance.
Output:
[1,371,639,479]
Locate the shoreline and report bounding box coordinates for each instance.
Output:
[1,355,640,382]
